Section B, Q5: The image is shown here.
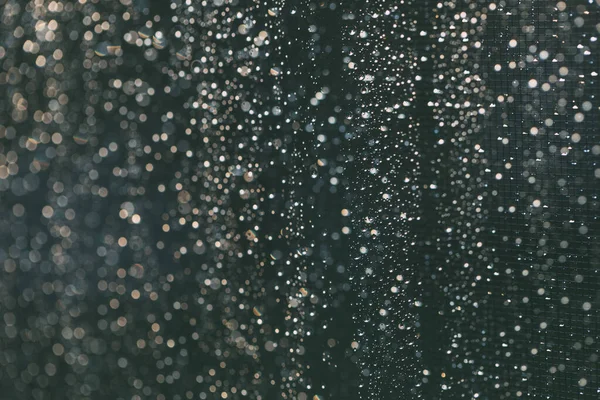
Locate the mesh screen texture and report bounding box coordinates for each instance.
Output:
[0,0,597,399]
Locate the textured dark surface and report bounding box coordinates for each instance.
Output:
[0,0,598,399]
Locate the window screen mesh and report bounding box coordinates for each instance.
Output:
[0,0,597,399]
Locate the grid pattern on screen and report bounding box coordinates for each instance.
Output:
[480,1,600,398]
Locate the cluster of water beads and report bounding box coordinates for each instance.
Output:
[0,0,598,399]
